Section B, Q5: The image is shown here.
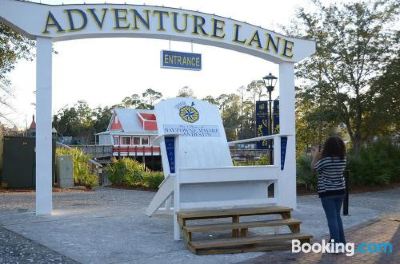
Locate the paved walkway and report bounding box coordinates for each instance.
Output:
[0,187,399,263]
[241,214,400,264]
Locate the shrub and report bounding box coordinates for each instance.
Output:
[56,148,98,188]
[106,158,145,186]
[233,154,271,166]
[296,154,317,191]
[106,158,165,190]
[348,139,400,186]
[143,171,164,189]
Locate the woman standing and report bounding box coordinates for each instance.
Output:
[311,136,347,244]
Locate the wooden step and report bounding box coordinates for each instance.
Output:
[178,206,292,220]
[192,242,294,255]
[188,233,312,254]
[183,218,302,233]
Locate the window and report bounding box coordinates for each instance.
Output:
[113,136,119,145]
[133,137,141,145]
[141,136,149,145]
[121,136,131,145]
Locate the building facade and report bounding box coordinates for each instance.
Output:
[96,108,160,158]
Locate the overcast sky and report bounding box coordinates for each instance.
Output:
[7,0,322,128]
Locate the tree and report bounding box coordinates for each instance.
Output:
[220,94,241,141]
[246,80,265,102]
[92,106,112,133]
[291,0,400,154]
[120,89,162,110]
[368,53,400,135]
[121,94,142,108]
[202,95,218,105]
[142,88,162,108]
[238,99,255,139]
[216,93,229,113]
[53,101,95,143]
[0,23,34,124]
[177,86,195,98]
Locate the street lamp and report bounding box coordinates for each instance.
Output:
[262,73,278,135]
[262,73,278,164]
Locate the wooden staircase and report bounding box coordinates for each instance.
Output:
[177,206,312,255]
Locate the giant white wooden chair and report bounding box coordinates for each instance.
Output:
[146,98,282,240]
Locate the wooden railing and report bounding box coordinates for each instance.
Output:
[72,145,113,158]
[112,145,161,157]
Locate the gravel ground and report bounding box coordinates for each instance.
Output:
[0,226,78,264]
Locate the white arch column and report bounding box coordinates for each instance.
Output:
[35,37,53,215]
[278,62,296,208]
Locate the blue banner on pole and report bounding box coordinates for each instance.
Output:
[255,101,269,149]
[273,100,279,133]
[165,136,175,173]
[281,136,287,170]
[160,50,202,71]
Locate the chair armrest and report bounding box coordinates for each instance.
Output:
[178,166,279,184]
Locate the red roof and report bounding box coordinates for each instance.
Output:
[137,112,158,131]
[110,116,122,130]
[29,115,36,130]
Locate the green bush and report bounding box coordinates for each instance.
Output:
[106,158,145,186]
[348,139,400,186]
[233,154,271,166]
[143,171,164,189]
[106,158,164,189]
[296,154,317,191]
[56,148,98,188]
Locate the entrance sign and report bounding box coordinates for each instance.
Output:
[0,0,316,216]
[161,50,202,71]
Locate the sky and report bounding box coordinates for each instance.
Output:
[7,0,317,128]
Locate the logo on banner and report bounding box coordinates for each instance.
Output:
[179,102,199,123]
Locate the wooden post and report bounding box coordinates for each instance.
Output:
[343,170,350,215]
[232,216,239,237]
[143,146,146,167]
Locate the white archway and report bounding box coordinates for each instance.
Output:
[0,0,315,214]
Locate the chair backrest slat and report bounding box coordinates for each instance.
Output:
[155,98,232,169]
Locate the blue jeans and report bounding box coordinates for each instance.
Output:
[320,195,346,243]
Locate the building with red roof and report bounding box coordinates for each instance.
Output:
[96,108,160,158]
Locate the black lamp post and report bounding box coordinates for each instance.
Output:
[261,73,277,164]
[262,73,278,135]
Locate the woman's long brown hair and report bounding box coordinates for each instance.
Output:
[322,136,346,159]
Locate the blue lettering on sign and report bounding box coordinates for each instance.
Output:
[161,50,202,71]
[163,124,220,137]
[165,136,175,173]
[281,136,287,170]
